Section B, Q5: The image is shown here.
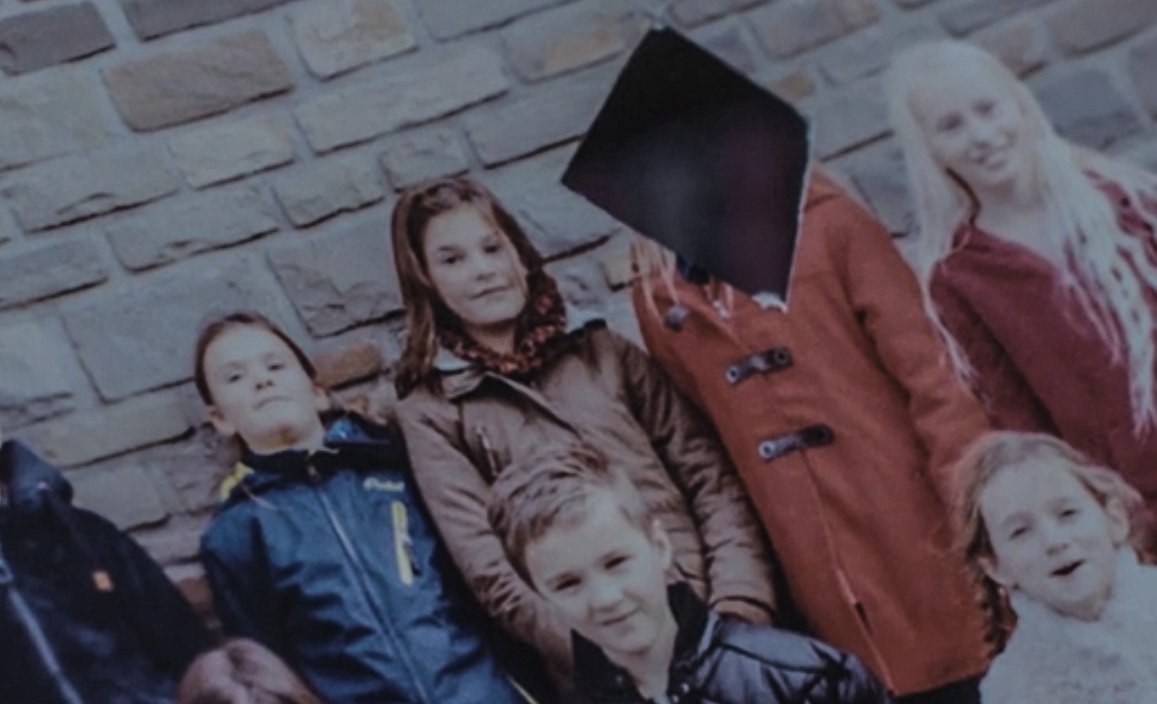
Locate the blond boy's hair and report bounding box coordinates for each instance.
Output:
[955,431,1152,652]
[488,442,653,588]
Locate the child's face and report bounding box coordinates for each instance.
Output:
[525,491,674,660]
[980,458,1129,620]
[421,205,528,339]
[202,325,329,454]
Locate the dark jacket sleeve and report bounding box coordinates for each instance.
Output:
[79,510,209,677]
[200,518,284,654]
[835,651,895,704]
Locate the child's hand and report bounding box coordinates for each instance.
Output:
[713,598,775,626]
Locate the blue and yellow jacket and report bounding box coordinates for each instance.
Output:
[201,413,546,704]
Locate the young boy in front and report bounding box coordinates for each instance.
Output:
[488,442,894,704]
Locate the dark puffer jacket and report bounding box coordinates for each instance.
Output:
[574,583,892,704]
[201,413,546,704]
[0,440,209,704]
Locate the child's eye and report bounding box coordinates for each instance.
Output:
[1059,507,1079,519]
[226,373,243,384]
[605,555,630,570]
[438,254,461,266]
[938,115,962,133]
[553,578,580,593]
[976,100,995,115]
[484,243,503,254]
[1008,526,1028,540]
[269,362,285,371]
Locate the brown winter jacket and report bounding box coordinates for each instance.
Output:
[630,173,992,696]
[396,309,776,676]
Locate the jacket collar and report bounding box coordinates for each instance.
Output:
[572,582,713,702]
[0,439,73,515]
[217,413,408,505]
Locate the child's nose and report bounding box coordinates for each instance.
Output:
[588,577,623,609]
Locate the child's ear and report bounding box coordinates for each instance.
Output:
[312,383,330,413]
[206,406,237,438]
[1105,497,1131,546]
[978,554,1015,590]
[649,518,674,570]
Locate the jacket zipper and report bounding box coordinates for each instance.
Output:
[392,501,416,587]
[307,466,432,704]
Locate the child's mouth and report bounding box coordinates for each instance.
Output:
[1052,560,1084,577]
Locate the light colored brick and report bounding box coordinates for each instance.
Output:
[1129,33,1157,118]
[169,114,296,189]
[672,0,765,27]
[0,2,114,75]
[465,71,609,166]
[379,129,470,189]
[748,0,879,58]
[133,515,210,565]
[294,46,508,152]
[418,0,565,39]
[105,186,280,271]
[546,256,610,310]
[1046,0,1157,54]
[1033,68,1142,149]
[268,219,402,336]
[273,154,386,227]
[0,239,108,310]
[104,30,294,131]
[818,21,941,85]
[0,320,77,427]
[690,17,760,74]
[763,69,818,102]
[0,69,116,170]
[61,260,301,402]
[314,340,384,388]
[4,144,181,232]
[974,20,1049,76]
[805,79,890,158]
[502,0,636,81]
[18,391,191,468]
[120,0,292,40]
[290,0,416,79]
[71,464,170,529]
[940,0,1059,35]
[834,139,914,235]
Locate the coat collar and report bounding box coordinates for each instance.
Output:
[572,582,713,702]
[0,439,73,515]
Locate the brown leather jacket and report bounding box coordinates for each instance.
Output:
[397,311,775,674]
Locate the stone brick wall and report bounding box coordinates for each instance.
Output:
[0,0,1153,616]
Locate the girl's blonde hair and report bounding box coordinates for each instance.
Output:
[956,431,1152,651]
[886,39,1157,434]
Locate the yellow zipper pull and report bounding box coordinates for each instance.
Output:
[392,501,415,586]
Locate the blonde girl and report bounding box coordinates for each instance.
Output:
[957,431,1157,704]
[886,39,1157,516]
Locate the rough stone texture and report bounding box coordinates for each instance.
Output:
[106,186,280,271]
[61,261,300,402]
[169,114,296,189]
[673,0,766,27]
[104,30,294,131]
[974,20,1050,76]
[805,78,891,158]
[940,0,1059,35]
[763,68,818,102]
[134,515,210,565]
[0,2,114,75]
[1129,35,1157,117]
[0,69,116,170]
[0,215,16,247]
[465,71,608,166]
[272,154,386,227]
[418,0,565,39]
[837,139,914,235]
[818,20,941,85]
[0,239,108,310]
[4,145,181,232]
[290,0,415,79]
[893,0,940,7]
[71,464,170,530]
[1046,0,1157,54]
[294,46,508,152]
[691,17,760,74]
[314,340,384,388]
[0,320,77,427]
[1034,68,1143,149]
[379,129,470,189]
[547,255,610,310]
[18,391,191,468]
[502,0,635,81]
[748,0,880,58]
[120,0,293,40]
[268,219,403,336]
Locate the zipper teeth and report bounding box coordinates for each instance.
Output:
[313,485,432,704]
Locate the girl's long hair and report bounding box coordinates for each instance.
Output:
[955,431,1152,653]
[390,177,545,398]
[886,40,1157,433]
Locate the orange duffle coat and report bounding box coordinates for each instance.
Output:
[630,173,992,696]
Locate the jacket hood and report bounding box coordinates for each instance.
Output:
[217,412,408,506]
[0,439,73,514]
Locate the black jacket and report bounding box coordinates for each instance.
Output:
[0,440,209,704]
[574,583,892,704]
[201,413,544,704]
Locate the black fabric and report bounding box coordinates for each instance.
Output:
[561,27,810,302]
[202,413,549,704]
[0,440,209,704]
[573,583,892,704]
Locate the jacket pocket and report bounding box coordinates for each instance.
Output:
[392,501,416,587]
